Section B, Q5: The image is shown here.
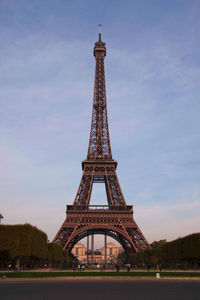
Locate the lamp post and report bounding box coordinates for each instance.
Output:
[0,214,3,225]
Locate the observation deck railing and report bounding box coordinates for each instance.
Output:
[66,205,133,212]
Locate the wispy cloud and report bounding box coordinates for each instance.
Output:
[136,195,200,242]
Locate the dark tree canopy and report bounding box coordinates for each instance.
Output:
[0,224,47,259]
[0,224,72,269]
[128,233,200,267]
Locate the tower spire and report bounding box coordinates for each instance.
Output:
[99,24,102,41]
[87,25,111,160]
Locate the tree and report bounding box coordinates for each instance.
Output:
[117,251,127,264]
[47,243,72,268]
[0,224,47,269]
[127,234,200,268]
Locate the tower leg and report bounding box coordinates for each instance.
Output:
[87,235,89,264]
[91,234,94,264]
[104,233,107,265]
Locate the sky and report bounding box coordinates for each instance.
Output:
[0,0,199,247]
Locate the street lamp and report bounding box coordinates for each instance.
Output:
[0,214,3,225]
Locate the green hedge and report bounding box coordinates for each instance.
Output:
[0,224,72,268]
[0,224,47,259]
[128,233,200,267]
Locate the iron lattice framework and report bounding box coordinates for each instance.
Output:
[53,28,150,254]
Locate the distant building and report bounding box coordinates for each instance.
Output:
[0,214,3,225]
[71,242,123,263]
[72,243,86,262]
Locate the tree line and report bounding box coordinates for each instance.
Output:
[0,224,72,270]
[128,233,200,269]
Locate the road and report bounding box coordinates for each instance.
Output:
[0,278,199,300]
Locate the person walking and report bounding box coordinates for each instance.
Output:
[126,264,131,272]
[116,263,119,272]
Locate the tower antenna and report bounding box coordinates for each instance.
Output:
[99,24,102,41]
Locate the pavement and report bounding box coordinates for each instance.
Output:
[0,278,200,300]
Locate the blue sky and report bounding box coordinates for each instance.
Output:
[0,0,199,245]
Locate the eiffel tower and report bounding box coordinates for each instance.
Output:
[53,26,150,256]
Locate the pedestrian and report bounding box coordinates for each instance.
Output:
[116,263,119,272]
[72,263,76,271]
[126,264,131,272]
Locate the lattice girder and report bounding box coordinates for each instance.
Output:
[53,29,150,255]
[53,206,149,253]
[87,36,112,160]
[73,161,126,206]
